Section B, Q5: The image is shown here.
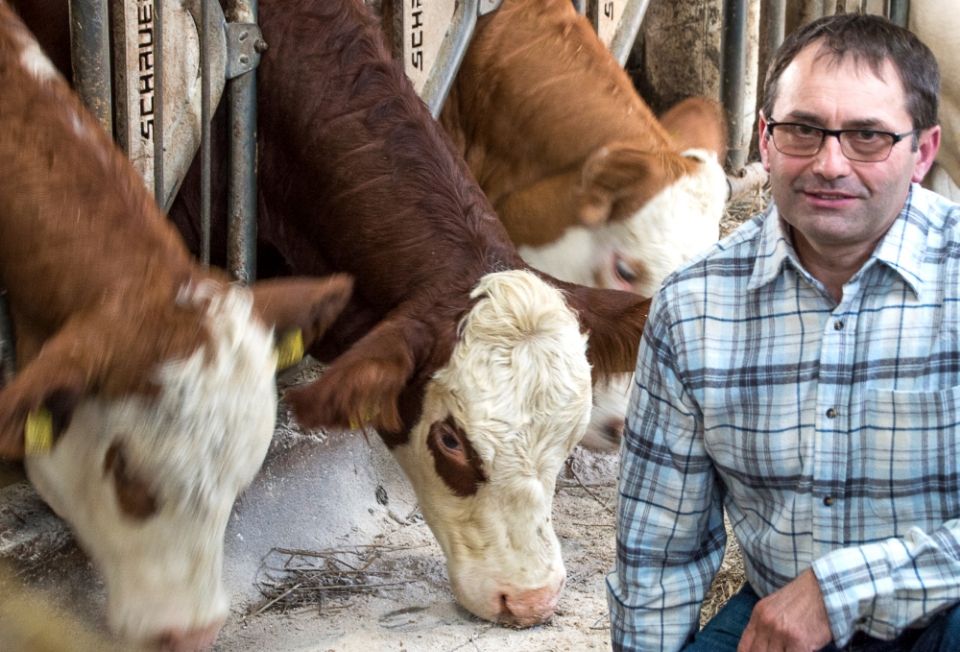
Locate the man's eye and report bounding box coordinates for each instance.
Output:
[785,124,820,138]
[852,130,881,142]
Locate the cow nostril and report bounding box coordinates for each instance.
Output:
[154,619,223,652]
[603,418,624,444]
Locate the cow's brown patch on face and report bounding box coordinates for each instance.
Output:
[103,442,158,520]
[426,417,486,497]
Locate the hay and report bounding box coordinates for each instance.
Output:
[699,516,746,627]
[721,183,771,238]
[246,544,427,618]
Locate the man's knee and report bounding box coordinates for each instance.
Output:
[937,602,960,651]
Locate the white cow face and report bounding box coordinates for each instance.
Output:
[592,149,727,296]
[518,149,726,452]
[24,286,277,650]
[580,372,633,452]
[520,148,728,298]
[391,270,592,626]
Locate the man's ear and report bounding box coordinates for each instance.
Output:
[758,111,772,171]
[912,125,941,183]
[250,275,353,368]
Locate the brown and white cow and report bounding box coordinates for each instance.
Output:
[439,0,740,450]
[0,3,351,649]
[911,0,960,200]
[162,0,651,627]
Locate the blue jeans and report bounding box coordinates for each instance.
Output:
[683,584,960,652]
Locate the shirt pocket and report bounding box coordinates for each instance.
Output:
[862,386,960,530]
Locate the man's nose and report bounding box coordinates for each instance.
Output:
[811,133,851,179]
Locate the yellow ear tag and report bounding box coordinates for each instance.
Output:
[24,408,53,456]
[349,404,379,431]
[275,329,305,372]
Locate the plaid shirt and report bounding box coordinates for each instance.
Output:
[607,185,960,651]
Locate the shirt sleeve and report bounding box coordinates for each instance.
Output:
[606,292,727,652]
[812,521,960,646]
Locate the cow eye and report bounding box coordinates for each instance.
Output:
[440,431,461,451]
[614,257,637,282]
[426,418,487,497]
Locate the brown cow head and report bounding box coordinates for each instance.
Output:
[0,275,351,649]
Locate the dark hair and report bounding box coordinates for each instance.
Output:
[762,13,940,131]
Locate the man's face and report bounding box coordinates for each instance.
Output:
[759,42,940,261]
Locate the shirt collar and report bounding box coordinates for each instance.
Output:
[747,204,803,292]
[747,185,924,297]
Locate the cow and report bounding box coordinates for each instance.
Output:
[439,0,761,450]
[0,3,352,649]
[162,0,652,627]
[910,0,960,201]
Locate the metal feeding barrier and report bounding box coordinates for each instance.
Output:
[67,0,258,281]
[383,0,500,117]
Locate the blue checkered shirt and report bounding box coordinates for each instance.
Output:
[607,185,960,651]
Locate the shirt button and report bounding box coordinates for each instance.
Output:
[826,408,837,418]
[823,496,835,506]
[834,320,844,331]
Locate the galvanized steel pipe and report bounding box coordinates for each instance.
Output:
[69,0,113,135]
[888,0,909,26]
[224,0,259,283]
[722,0,749,170]
[153,0,164,206]
[200,0,212,267]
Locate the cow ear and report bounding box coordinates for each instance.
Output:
[658,96,728,161]
[560,283,651,379]
[250,275,353,369]
[0,327,91,459]
[577,144,693,226]
[284,314,432,433]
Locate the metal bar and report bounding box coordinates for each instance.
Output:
[225,0,259,283]
[608,0,651,67]
[201,0,212,267]
[69,0,113,135]
[721,0,749,170]
[887,0,908,26]
[418,0,479,117]
[153,0,164,205]
[0,293,14,382]
[765,0,786,54]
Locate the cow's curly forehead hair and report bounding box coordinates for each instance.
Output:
[762,12,940,130]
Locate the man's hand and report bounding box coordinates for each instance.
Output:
[737,569,834,652]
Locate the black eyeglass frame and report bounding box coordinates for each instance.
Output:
[765,118,919,162]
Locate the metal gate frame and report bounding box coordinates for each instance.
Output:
[67,0,261,282]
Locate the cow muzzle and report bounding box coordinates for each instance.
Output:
[154,617,225,652]
[496,581,565,627]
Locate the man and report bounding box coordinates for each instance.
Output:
[607,13,960,652]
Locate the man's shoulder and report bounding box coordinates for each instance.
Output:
[910,184,960,233]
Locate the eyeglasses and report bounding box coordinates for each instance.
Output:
[765,119,918,162]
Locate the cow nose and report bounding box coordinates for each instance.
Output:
[498,585,561,627]
[603,417,624,445]
[155,618,224,652]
